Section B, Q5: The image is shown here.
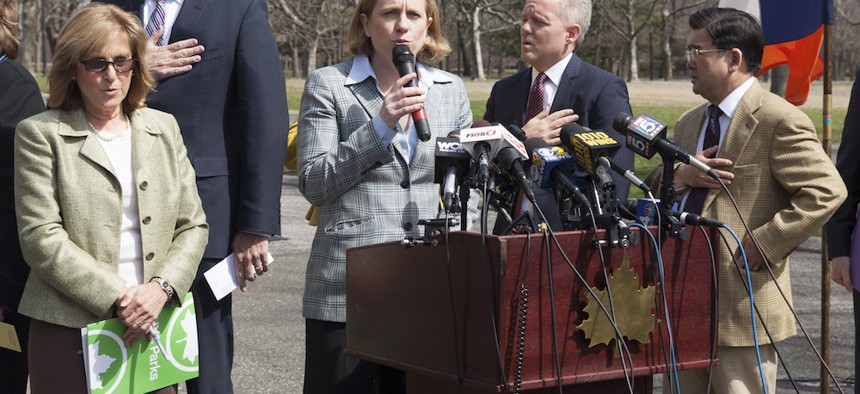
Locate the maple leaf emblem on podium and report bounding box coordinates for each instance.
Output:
[576,253,658,354]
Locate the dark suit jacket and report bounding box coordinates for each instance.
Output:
[0,59,45,312]
[484,53,632,230]
[826,68,860,265]
[102,0,289,258]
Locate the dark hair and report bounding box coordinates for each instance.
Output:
[689,7,764,74]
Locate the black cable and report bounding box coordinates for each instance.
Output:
[442,211,464,394]
[718,181,846,394]
[696,225,719,394]
[538,218,564,394]
[479,183,510,392]
[513,232,534,394]
[716,229,800,393]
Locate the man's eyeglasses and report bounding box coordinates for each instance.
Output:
[80,57,136,73]
[685,48,725,62]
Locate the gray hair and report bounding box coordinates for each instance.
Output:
[560,0,592,46]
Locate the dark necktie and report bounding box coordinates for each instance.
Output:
[145,0,167,46]
[684,105,723,214]
[525,72,547,122]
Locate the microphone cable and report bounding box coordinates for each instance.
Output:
[441,209,465,394]
[695,225,720,394]
[540,200,636,393]
[717,180,847,393]
[584,202,636,393]
[529,202,565,394]
[629,222,680,394]
[478,182,511,393]
[512,231,536,394]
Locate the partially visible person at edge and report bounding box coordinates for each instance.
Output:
[96,0,290,391]
[824,66,860,390]
[644,7,846,393]
[0,0,46,392]
[483,0,633,232]
[13,3,208,393]
[297,0,472,391]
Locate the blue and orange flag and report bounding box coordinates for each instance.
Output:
[719,0,833,105]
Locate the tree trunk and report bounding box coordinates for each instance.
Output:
[626,1,639,82]
[291,49,301,79]
[661,7,673,81]
[472,7,486,81]
[769,65,788,97]
[307,37,319,76]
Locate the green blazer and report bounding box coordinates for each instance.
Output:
[14,107,208,328]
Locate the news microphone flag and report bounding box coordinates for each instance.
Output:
[719,0,832,105]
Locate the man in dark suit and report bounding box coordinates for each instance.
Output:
[97,1,289,392]
[484,0,632,230]
[825,66,860,387]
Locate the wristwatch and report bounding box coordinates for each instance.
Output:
[151,276,174,301]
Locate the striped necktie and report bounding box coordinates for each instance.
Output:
[145,0,167,46]
[684,104,723,214]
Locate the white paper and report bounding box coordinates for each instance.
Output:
[204,252,274,301]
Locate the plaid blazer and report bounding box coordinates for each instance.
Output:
[297,58,473,322]
[647,81,846,346]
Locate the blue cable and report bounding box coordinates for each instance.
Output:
[720,225,768,394]
[629,222,680,394]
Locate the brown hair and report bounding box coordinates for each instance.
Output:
[47,3,154,112]
[0,0,19,58]
[347,0,451,63]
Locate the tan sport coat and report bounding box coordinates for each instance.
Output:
[14,108,208,328]
[647,81,846,346]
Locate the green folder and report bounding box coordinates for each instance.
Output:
[82,293,199,394]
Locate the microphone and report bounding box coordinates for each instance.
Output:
[613,113,718,179]
[528,141,591,207]
[392,45,431,142]
[625,200,724,228]
[597,156,651,194]
[458,120,503,184]
[495,146,536,206]
[434,130,471,211]
[507,124,528,141]
[559,123,620,178]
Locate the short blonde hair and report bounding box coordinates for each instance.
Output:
[47,3,154,113]
[348,0,451,63]
[0,0,19,58]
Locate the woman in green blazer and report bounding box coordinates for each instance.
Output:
[13,4,208,393]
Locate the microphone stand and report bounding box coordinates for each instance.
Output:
[459,183,470,231]
[659,155,690,240]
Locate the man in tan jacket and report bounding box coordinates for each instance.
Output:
[646,7,846,393]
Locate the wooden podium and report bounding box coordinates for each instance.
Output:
[345,228,715,393]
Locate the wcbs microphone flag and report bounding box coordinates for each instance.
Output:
[719,0,833,105]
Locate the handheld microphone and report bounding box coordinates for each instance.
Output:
[392,45,431,142]
[613,113,718,179]
[528,142,591,207]
[434,130,471,211]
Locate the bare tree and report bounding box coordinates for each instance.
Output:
[656,0,710,80]
[450,0,519,80]
[598,0,661,82]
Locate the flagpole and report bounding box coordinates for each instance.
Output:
[820,10,833,394]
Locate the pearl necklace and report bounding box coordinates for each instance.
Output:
[88,115,131,142]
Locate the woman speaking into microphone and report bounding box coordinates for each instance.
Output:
[296,0,472,391]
